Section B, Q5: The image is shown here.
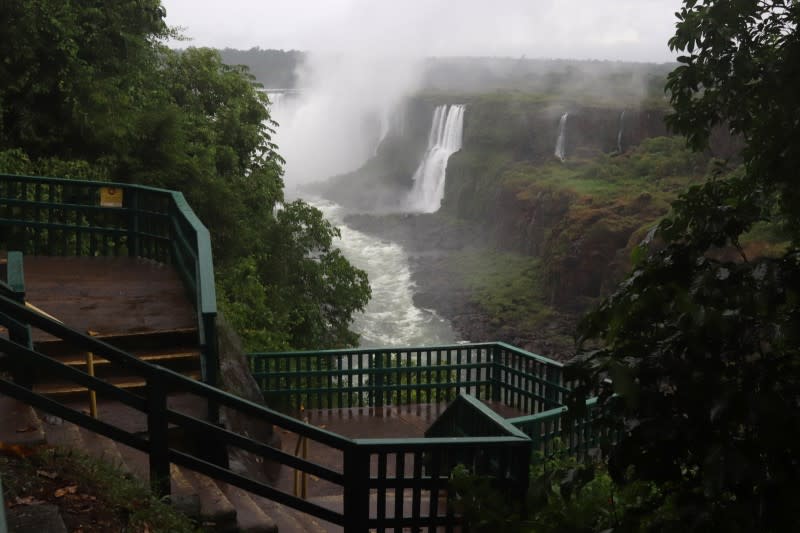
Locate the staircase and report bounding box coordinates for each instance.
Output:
[32,328,202,401]
[1,393,332,532]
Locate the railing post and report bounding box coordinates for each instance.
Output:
[6,251,33,388]
[343,445,370,533]
[146,371,171,498]
[128,188,141,258]
[544,365,561,410]
[490,344,502,402]
[0,475,7,533]
[373,352,384,411]
[201,312,229,469]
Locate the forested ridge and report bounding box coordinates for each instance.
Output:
[0,0,370,350]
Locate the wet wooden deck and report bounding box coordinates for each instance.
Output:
[20,256,195,341]
[274,401,525,499]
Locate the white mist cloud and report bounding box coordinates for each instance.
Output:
[273,52,423,190]
[162,0,683,189]
[163,0,682,62]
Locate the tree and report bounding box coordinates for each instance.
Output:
[0,1,371,351]
[568,1,800,531]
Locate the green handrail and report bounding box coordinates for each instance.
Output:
[0,292,541,531]
[249,343,567,414]
[0,174,218,389]
[0,476,6,533]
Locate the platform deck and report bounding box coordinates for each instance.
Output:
[20,256,195,341]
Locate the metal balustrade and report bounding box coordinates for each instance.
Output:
[0,174,219,389]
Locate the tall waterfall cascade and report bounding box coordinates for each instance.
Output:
[406,104,465,213]
[617,110,626,153]
[554,112,569,162]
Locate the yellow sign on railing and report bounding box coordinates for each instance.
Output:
[100,186,123,207]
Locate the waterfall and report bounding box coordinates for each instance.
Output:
[406,104,465,213]
[554,112,569,162]
[373,109,392,155]
[617,110,626,153]
[266,91,285,113]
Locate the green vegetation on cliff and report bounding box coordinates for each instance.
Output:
[566,0,800,530]
[0,0,370,351]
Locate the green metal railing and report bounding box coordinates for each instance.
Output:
[0,174,219,389]
[250,343,568,414]
[0,291,532,531]
[250,344,608,460]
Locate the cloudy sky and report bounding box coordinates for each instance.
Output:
[161,0,682,62]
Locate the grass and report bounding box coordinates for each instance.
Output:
[0,445,201,533]
[506,137,709,203]
[449,249,566,336]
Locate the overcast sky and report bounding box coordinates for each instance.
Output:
[161,0,682,62]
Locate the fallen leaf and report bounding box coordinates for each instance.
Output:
[37,469,58,479]
[12,496,45,506]
[0,441,36,458]
[54,485,78,498]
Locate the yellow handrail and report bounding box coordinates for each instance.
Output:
[293,405,308,499]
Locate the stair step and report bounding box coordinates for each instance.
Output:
[220,483,278,533]
[0,394,46,447]
[182,469,238,531]
[34,328,199,357]
[253,495,332,533]
[53,347,201,367]
[108,440,200,519]
[33,370,202,399]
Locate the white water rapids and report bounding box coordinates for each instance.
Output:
[314,200,457,348]
[273,95,461,347]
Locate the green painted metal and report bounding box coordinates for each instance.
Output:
[248,343,568,415]
[0,292,546,531]
[0,476,7,533]
[250,344,606,467]
[0,174,219,390]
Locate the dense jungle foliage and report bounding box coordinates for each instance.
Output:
[0,0,370,350]
[565,1,800,531]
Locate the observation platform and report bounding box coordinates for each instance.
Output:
[21,256,195,341]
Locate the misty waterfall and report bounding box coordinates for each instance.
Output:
[407,104,465,213]
[554,112,568,161]
[617,110,626,153]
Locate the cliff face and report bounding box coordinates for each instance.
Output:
[436,97,726,311]
[322,95,733,314]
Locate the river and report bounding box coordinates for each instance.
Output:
[313,199,458,348]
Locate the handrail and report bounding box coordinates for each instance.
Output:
[0,294,352,525]
[0,291,546,530]
[250,343,567,415]
[0,475,6,533]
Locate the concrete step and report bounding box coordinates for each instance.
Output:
[182,468,238,532]
[111,440,200,519]
[252,494,332,533]
[219,483,278,533]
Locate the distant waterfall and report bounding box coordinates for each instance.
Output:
[554,112,569,162]
[406,104,465,213]
[266,91,285,113]
[617,110,626,153]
